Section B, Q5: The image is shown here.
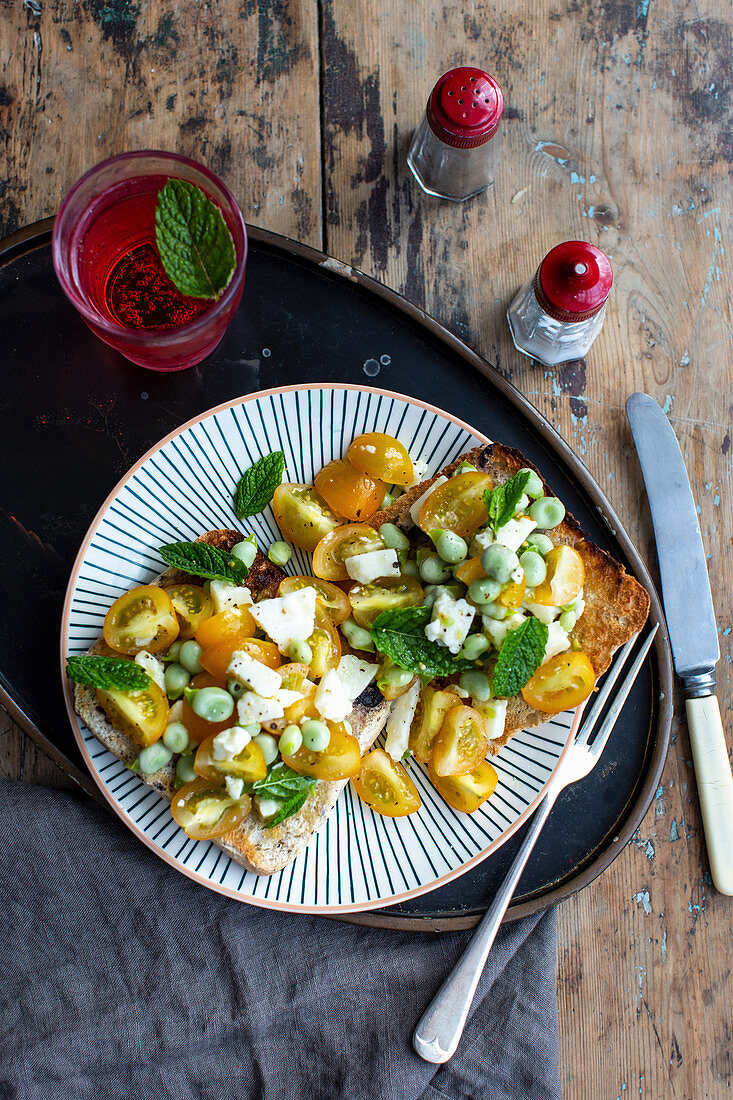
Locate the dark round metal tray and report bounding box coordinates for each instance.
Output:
[0,218,672,930]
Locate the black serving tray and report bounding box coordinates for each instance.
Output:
[0,219,672,930]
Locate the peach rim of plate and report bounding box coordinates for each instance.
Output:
[60,382,581,915]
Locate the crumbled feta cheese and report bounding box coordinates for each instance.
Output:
[134,651,166,690]
[224,776,245,800]
[345,548,400,585]
[212,726,252,761]
[168,700,184,724]
[425,591,476,654]
[209,579,253,614]
[249,588,317,652]
[237,692,285,726]
[227,650,282,697]
[542,621,571,663]
[474,516,537,554]
[522,601,560,624]
[254,795,283,822]
[482,611,527,649]
[409,475,449,526]
[407,458,430,487]
[481,699,508,740]
[335,655,378,700]
[314,656,378,720]
[384,680,420,761]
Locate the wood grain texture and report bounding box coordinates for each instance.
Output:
[2,0,732,1095]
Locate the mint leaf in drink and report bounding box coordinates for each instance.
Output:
[66,655,151,691]
[252,763,317,801]
[155,179,236,299]
[158,541,250,583]
[370,606,473,681]
[492,617,548,698]
[483,470,531,533]
[234,451,285,519]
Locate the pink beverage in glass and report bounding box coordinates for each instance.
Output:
[52,151,247,371]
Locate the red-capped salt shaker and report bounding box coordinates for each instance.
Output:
[407,67,504,201]
[507,241,613,365]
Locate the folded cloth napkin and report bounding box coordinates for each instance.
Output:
[0,778,560,1100]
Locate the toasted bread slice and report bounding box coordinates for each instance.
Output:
[372,443,650,750]
[73,529,391,876]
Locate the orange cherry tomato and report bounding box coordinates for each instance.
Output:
[281,723,362,781]
[496,574,526,609]
[521,651,596,714]
[103,585,179,655]
[164,584,214,640]
[314,459,384,522]
[312,524,384,582]
[409,688,459,763]
[181,672,234,744]
[307,609,341,678]
[278,576,351,625]
[348,575,424,629]
[346,433,415,486]
[428,758,498,814]
[418,471,494,540]
[432,705,489,778]
[352,748,421,817]
[96,681,169,748]
[195,604,256,648]
[193,732,267,783]
[532,546,585,606]
[454,555,485,586]
[272,483,340,552]
[171,777,250,840]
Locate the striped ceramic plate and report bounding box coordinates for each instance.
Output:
[61,384,578,914]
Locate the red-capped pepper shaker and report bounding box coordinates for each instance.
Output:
[507,241,613,365]
[407,67,504,201]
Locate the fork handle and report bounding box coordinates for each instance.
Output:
[686,695,733,896]
[413,785,560,1064]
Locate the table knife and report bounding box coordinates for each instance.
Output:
[627,392,733,895]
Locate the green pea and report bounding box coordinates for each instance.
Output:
[559,609,577,632]
[529,496,565,530]
[459,670,493,702]
[420,553,451,584]
[231,537,258,568]
[243,723,261,737]
[381,492,396,508]
[190,686,234,723]
[415,546,433,567]
[480,544,519,583]
[164,662,190,699]
[526,532,554,556]
[179,640,204,675]
[163,721,190,753]
[288,640,313,664]
[227,678,246,698]
[460,633,490,660]
[341,617,374,652]
[268,541,292,566]
[279,724,303,756]
[401,559,420,579]
[378,667,414,694]
[301,719,331,752]
[167,640,183,661]
[519,550,547,588]
[452,462,476,476]
[137,742,173,774]
[468,576,502,604]
[379,523,410,550]
[435,530,468,565]
[481,603,508,621]
[254,731,280,764]
[519,468,544,499]
[175,753,197,785]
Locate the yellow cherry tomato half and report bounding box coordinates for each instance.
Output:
[521,651,596,714]
[418,471,494,540]
[409,687,459,764]
[312,524,384,582]
[281,723,362,781]
[164,584,214,640]
[195,604,256,649]
[531,545,585,606]
[171,777,250,840]
[278,576,351,625]
[496,573,527,609]
[314,459,385,522]
[193,732,267,783]
[96,681,169,748]
[454,555,485,586]
[272,483,340,552]
[103,585,179,656]
[428,758,499,814]
[346,433,415,486]
[349,575,424,629]
[432,705,489,778]
[307,609,341,678]
[352,748,421,817]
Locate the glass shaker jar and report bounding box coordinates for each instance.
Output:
[407,67,503,201]
[507,241,613,366]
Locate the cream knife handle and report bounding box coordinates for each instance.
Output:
[686,695,733,896]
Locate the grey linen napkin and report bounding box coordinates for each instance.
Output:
[0,777,560,1100]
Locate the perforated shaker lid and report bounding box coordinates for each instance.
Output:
[426,67,504,149]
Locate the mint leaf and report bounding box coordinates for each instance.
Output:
[263,787,313,829]
[66,655,151,691]
[370,607,473,681]
[159,541,250,583]
[234,451,285,519]
[252,763,316,801]
[483,470,531,534]
[492,617,548,698]
[155,179,236,299]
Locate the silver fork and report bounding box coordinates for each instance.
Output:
[413,625,659,1064]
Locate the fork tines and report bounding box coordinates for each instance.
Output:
[578,625,660,752]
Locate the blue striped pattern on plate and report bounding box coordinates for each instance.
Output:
[63,385,576,914]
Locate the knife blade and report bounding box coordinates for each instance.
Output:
[627,392,733,895]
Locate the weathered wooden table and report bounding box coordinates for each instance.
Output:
[3,1,731,1095]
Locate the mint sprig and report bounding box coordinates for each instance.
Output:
[483,470,532,534]
[234,451,285,519]
[155,179,236,300]
[263,788,313,828]
[252,763,316,801]
[66,655,151,691]
[159,541,250,583]
[370,607,473,681]
[492,617,548,698]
